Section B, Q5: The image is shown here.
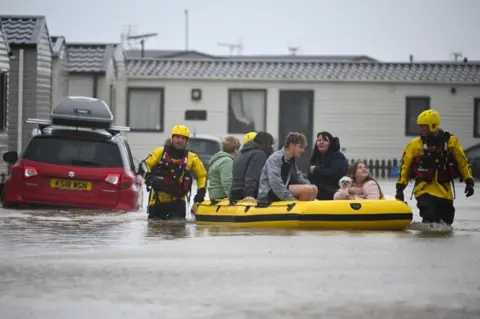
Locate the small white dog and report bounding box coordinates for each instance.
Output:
[339,176,353,188]
[338,176,355,200]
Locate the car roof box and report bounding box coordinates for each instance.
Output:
[51,96,114,129]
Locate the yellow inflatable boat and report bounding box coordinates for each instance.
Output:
[194,199,413,230]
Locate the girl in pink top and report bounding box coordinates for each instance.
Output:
[333,161,384,200]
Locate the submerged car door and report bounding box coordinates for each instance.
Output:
[465,144,480,179]
[122,140,143,206]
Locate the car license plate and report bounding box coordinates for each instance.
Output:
[50,179,92,191]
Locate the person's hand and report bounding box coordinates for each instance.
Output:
[348,187,362,195]
[395,190,404,201]
[193,188,206,203]
[395,183,406,202]
[309,166,316,174]
[243,197,256,203]
[191,202,199,215]
[465,178,475,197]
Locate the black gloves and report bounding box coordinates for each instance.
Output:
[395,183,405,202]
[394,179,474,200]
[465,178,475,197]
[137,161,148,176]
[144,172,153,187]
[194,187,206,203]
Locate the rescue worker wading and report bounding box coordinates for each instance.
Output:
[142,125,207,220]
[395,110,474,226]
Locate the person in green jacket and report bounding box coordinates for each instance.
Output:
[207,136,241,201]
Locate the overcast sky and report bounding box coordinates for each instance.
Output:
[1,0,478,62]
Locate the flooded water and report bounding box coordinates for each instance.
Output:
[1,181,480,319]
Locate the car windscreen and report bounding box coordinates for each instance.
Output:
[22,136,124,168]
[188,138,221,155]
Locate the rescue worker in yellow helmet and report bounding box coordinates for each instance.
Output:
[243,132,257,144]
[141,125,207,220]
[395,109,474,226]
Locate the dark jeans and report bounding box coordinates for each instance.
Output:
[316,190,335,201]
[268,190,281,202]
[315,185,335,201]
[268,183,292,202]
[147,199,187,220]
[416,193,455,225]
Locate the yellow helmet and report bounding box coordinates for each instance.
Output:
[171,125,190,139]
[243,132,257,144]
[417,110,440,133]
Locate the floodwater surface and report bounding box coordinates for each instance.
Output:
[0,181,479,319]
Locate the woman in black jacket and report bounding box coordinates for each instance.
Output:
[307,131,349,200]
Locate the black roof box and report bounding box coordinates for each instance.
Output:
[51,96,114,129]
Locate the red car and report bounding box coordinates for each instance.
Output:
[2,97,143,211]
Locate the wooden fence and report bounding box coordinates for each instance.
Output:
[348,158,400,179]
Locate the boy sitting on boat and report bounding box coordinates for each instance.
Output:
[257,132,318,203]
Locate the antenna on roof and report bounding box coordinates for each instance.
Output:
[288,46,300,56]
[126,31,158,58]
[184,9,189,51]
[286,41,301,56]
[218,38,244,56]
[451,51,463,62]
[121,24,138,49]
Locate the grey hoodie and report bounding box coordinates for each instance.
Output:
[257,148,310,201]
[229,140,268,201]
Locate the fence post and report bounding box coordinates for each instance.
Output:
[374,159,380,178]
[387,159,392,178]
[345,158,401,179]
[380,160,386,178]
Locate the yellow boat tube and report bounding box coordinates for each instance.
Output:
[194,199,413,230]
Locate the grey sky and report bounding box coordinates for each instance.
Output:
[1,0,478,61]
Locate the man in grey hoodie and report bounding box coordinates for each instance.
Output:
[258,132,318,202]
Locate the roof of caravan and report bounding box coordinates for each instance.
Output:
[0,15,48,45]
[126,58,480,84]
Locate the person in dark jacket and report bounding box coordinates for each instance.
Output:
[229,132,274,202]
[307,131,349,200]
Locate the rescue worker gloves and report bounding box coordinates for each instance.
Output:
[137,161,148,176]
[395,183,406,202]
[465,178,475,197]
[243,132,257,144]
[149,176,166,191]
[417,110,441,133]
[143,171,164,191]
[194,187,206,203]
[144,171,153,186]
[171,125,190,139]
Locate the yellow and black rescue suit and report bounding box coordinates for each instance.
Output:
[396,130,474,224]
[144,144,207,220]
